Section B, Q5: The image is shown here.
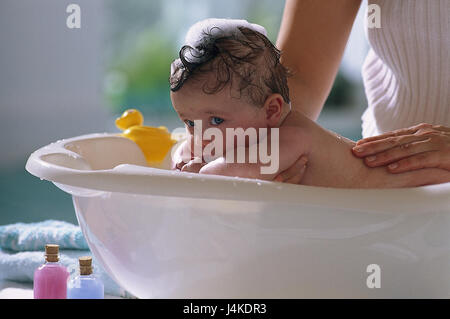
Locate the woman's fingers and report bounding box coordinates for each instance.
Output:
[387,150,450,173]
[355,123,438,146]
[352,123,450,174]
[352,123,447,158]
[358,138,441,167]
[353,134,430,157]
[274,155,308,184]
[356,123,450,146]
[433,125,450,133]
[355,124,424,145]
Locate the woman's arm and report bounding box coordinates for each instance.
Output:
[276,0,362,120]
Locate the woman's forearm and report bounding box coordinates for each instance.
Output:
[276,0,362,120]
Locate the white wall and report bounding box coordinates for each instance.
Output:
[0,0,109,169]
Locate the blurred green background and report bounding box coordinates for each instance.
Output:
[0,0,368,225]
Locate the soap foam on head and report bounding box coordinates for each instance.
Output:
[184,18,268,51]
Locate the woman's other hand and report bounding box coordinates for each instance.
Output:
[273,155,308,184]
[352,123,450,173]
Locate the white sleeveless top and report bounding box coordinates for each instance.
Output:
[361,0,450,138]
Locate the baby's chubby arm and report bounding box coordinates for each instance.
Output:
[199,126,307,180]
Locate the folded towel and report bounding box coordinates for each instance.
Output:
[0,220,89,251]
[0,221,134,298]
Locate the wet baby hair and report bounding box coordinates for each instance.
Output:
[169,24,292,108]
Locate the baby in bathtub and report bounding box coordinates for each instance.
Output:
[169,18,450,188]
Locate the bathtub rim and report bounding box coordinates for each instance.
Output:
[25,133,450,213]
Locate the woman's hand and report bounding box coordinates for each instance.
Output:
[352,123,450,173]
[273,155,308,184]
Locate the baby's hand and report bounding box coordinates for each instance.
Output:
[181,158,207,173]
[171,138,207,172]
[171,140,193,170]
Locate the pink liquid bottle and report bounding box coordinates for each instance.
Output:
[33,244,70,299]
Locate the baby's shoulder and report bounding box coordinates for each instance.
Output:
[278,112,303,136]
[279,110,305,127]
[276,112,308,148]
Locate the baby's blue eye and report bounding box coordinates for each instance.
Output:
[185,120,195,127]
[210,117,224,125]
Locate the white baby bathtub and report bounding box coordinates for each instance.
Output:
[26,133,450,298]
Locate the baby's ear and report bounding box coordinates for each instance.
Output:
[264,93,284,127]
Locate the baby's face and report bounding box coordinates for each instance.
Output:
[170,82,269,154]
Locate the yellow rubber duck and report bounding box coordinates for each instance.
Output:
[115,109,176,166]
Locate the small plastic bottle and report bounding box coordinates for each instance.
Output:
[67,256,104,299]
[33,244,70,299]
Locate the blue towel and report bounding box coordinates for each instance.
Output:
[0,220,88,251]
[0,221,134,298]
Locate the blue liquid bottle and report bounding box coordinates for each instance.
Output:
[67,256,104,299]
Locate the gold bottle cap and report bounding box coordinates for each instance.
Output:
[45,244,59,262]
[79,256,93,275]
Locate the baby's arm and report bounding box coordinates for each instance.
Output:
[199,127,307,180]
